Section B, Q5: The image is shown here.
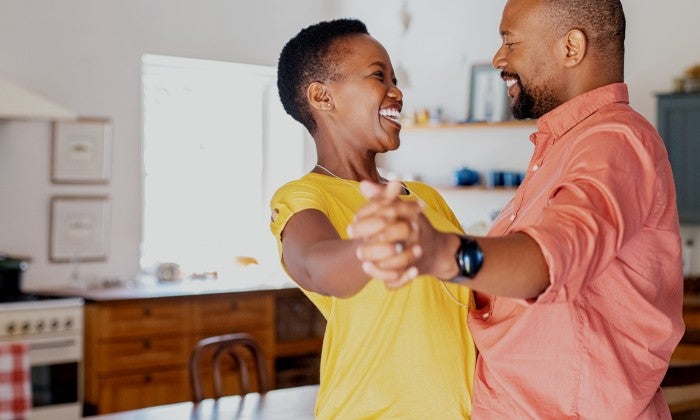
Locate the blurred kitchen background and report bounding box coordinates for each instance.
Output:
[1,0,698,289]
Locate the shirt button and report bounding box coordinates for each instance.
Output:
[532,164,539,171]
[509,214,516,221]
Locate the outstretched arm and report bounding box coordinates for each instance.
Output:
[349,181,550,299]
[282,181,418,298]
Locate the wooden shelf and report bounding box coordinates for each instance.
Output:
[276,337,324,358]
[436,185,518,192]
[403,120,535,131]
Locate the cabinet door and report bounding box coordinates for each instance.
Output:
[94,299,191,338]
[96,369,190,413]
[658,94,700,223]
[192,294,275,356]
[95,335,191,374]
[193,294,274,334]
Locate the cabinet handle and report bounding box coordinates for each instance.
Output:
[143,339,151,349]
[143,307,151,316]
[144,374,152,383]
[230,301,239,311]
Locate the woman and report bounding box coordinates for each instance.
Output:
[271,18,475,419]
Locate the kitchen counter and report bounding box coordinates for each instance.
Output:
[28,266,298,302]
[54,266,323,415]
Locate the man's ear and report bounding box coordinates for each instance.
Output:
[307,81,333,111]
[562,28,587,67]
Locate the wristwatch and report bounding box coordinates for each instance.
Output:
[450,235,484,281]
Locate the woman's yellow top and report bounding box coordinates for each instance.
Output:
[270,173,476,419]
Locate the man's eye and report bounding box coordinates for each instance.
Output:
[373,71,384,78]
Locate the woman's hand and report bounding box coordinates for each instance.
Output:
[348,181,425,288]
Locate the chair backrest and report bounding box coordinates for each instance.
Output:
[188,332,270,403]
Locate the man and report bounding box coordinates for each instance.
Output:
[347,0,685,418]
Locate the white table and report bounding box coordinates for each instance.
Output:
[86,384,318,420]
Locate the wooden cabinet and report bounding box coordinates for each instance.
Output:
[657,92,700,223]
[671,278,700,362]
[274,289,325,389]
[94,369,190,413]
[83,292,278,415]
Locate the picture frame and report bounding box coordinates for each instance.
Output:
[49,195,110,262]
[51,118,112,184]
[468,63,511,123]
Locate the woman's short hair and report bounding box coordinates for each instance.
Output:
[277,18,368,133]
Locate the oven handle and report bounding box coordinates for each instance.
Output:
[29,338,77,350]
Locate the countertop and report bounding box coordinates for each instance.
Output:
[27,266,298,302]
[30,273,699,304]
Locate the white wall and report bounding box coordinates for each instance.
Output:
[338,0,700,273]
[339,0,700,125]
[1,0,699,289]
[0,0,336,289]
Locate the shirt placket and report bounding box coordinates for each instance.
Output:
[500,130,549,232]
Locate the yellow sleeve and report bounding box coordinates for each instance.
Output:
[269,180,328,247]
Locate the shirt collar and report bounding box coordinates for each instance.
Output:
[534,83,629,142]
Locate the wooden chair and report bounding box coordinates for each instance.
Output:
[188,332,270,403]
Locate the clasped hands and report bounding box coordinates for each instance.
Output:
[348,180,434,288]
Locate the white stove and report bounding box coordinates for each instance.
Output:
[0,296,84,419]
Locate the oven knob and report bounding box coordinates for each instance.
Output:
[6,322,16,334]
[50,319,59,330]
[21,321,31,333]
[64,318,73,329]
[36,320,45,332]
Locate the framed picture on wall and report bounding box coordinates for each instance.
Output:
[468,63,511,122]
[49,195,110,262]
[51,118,112,184]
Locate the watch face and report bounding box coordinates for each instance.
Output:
[458,236,483,279]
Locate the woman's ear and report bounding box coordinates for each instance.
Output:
[307,81,333,111]
[562,29,586,67]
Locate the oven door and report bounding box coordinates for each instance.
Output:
[27,333,83,420]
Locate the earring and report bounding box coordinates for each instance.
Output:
[327,102,333,108]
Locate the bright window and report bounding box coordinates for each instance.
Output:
[141,55,306,277]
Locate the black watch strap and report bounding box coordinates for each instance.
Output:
[449,235,484,281]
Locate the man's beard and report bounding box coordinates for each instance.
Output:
[508,76,559,120]
[512,87,536,120]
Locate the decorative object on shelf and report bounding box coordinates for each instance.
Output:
[673,63,700,93]
[487,170,525,188]
[414,108,430,126]
[49,195,110,262]
[683,64,700,92]
[402,119,535,131]
[468,63,511,123]
[51,117,112,184]
[454,167,480,186]
[156,262,182,282]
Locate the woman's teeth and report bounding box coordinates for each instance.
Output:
[379,109,401,124]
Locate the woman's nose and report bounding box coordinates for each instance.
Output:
[388,85,403,101]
